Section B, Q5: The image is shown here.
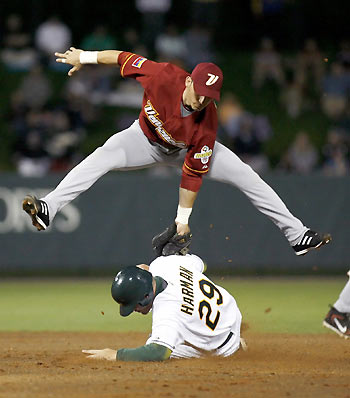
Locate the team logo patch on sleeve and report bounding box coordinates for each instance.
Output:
[194,145,213,164]
[132,57,147,68]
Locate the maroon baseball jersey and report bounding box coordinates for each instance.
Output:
[118,52,218,192]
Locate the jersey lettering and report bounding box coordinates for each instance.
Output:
[183,297,194,307]
[182,288,194,298]
[144,101,187,148]
[180,266,195,315]
[180,266,193,277]
[180,280,192,289]
[180,271,193,282]
[181,304,194,315]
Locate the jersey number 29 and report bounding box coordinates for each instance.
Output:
[198,280,223,331]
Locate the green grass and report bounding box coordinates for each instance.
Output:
[226,278,344,333]
[0,278,345,333]
[0,279,151,332]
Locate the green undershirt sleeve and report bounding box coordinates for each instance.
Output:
[117,343,172,362]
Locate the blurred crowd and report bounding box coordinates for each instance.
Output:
[249,37,350,175]
[1,0,350,177]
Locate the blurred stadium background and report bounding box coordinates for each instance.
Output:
[0,0,349,276]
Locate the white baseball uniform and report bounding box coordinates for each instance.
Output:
[334,270,350,313]
[145,254,242,359]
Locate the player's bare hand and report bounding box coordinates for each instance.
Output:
[82,348,117,361]
[55,47,83,76]
[176,222,190,236]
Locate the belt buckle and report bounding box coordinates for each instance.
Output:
[148,138,181,155]
[155,141,180,155]
[164,147,181,155]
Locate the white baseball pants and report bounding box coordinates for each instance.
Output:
[43,120,307,245]
[334,271,350,313]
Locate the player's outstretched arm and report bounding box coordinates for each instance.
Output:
[83,344,171,362]
[176,187,198,235]
[117,343,172,362]
[55,47,122,77]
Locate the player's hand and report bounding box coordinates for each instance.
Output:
[176,222,190,236]
[82,348,117,361]
[152,223,192,256]
[55,47,83,76]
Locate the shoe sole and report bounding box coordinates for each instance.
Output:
[322,320,349,339]
[22,196,47,231]
[295,233,332,256]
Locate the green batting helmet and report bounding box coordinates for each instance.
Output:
[111,266,154,317]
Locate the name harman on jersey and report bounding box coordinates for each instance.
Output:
[144,100,187,148]
[179,266,195,315]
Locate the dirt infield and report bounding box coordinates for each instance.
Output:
[0,331,349,398]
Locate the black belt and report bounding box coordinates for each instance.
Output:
[147,138,182,155]
[217,331,233,350]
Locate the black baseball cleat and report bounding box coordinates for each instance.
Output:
[22,195,50,231]
[293,230,331,256]
[323,306,350,339]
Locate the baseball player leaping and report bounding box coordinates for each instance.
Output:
[22,46,331,255]
[83,253,244,361]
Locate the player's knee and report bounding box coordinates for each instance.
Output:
[219,160,260,188]
[239,162,263,184]
[240,161,258,177]
[93,145,127,169]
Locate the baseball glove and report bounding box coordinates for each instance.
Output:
[152,223,192,257]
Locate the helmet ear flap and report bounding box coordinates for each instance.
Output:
[138,291,154,308]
